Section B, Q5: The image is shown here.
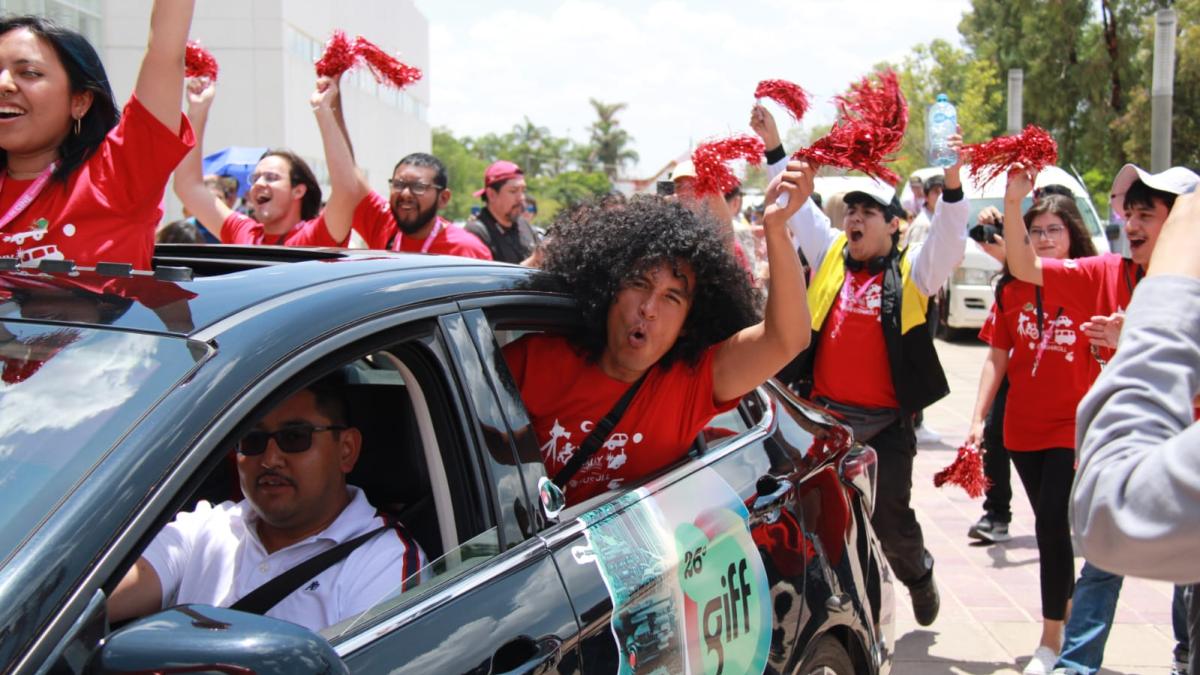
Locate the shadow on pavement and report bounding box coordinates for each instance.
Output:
[977,537,1039,569]
[893,630,1017,674]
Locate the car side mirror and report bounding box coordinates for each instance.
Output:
[537,476,566,523]
[87,604,348,675]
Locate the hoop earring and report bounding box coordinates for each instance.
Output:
[73,116,81,136]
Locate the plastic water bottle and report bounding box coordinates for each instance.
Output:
[926,93,958,168]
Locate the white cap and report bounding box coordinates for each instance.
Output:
[670,160,696,182]
[843,179,897,207]
[1109,164,1200,215]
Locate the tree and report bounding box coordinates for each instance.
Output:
[587,99,639,180]
[1116,0,1200,170]
[431,127,488,222]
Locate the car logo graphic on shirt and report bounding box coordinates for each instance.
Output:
[33,218,48,230]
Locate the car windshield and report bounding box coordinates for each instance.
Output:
[967,197,1103,237]
[0,322,203,562]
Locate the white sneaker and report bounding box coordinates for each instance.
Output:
[915,424,942,444]
[1023,646,1059,675]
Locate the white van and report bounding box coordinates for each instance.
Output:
[898,165,1110,338]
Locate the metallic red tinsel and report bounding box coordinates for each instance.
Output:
[314,31,423,90]
[315,30,358,78]
[754,79,810,122]
[963,124,1059,186]
[691,134,765,197]
[793,69,908,184]
[185,40,219,82]
[353,36,423,89]
[933,444,991,499]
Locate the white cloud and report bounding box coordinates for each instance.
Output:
[415,0,971,176]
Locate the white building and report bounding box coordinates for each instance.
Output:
[0,0,431,221]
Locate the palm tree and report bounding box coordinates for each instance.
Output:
[587,99,639,180]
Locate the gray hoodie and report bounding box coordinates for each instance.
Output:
[1072,275,1200,584]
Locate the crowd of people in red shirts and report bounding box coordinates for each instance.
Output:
[0,3,1198,675]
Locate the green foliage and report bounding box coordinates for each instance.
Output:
[432,127,488,222]
[588,99,639,180]
[432,102,626,222]
[1081,167,1113,214]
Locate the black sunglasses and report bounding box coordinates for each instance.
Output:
[237,423,346,456]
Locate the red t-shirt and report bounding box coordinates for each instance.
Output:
[221,205,351,247]
[979,279,1101,451]
[1042,253,1142,365]
[352,190,492,259]
[812,269,897,409]
[0,95,195,270]
[503,333,738,504]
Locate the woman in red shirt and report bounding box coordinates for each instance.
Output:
[0,2,196,269]
[966,175,1099,675]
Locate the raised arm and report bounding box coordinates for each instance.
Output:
[311,76,369,244]
[713,161,813,403]
[1001,167,1042,285]
[133,0,195,132]
[171,78,233,237]
[911,133,968,295]
[751,104,837,270]
[330,76,355,161]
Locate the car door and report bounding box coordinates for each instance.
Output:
[463,299,816,674]
[329,310,582,674]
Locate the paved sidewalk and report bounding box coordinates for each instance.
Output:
[889,338,1178,675]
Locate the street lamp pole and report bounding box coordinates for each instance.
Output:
[1151,7,1177,172]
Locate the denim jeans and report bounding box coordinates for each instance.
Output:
[1056,563,1191,674]
[1055,562,1124,674]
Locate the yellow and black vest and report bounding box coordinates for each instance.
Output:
[796,234,950,414]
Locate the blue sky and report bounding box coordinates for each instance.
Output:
[413,0,973,176]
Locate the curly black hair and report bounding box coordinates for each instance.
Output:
[527,195,762,368]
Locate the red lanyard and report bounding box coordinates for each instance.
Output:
[391,217,444,253]
[1031,306,1065,377]
[0,162,57,232]
[829,272,882,338]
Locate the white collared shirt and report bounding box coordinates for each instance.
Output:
[143,486,426,633]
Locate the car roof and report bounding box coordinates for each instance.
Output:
[0,245,539,338]
[900,165,1091,201]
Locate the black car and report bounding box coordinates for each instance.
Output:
[0,246,894,675]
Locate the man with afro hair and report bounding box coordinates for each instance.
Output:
[502,163,814,505]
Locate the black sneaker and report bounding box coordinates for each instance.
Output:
[909,572,940,626]
[968,515,1011,543]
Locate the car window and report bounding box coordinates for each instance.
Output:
[0,322,203,565]
[968,196,1102,237]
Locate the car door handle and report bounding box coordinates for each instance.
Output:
[751,475,794,524]
[490,635,562,675]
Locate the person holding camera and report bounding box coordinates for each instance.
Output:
[965,175,1099,674]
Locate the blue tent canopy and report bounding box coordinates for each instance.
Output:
[202,146,268,198]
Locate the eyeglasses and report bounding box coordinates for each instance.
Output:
[1029,225,1067,239]
[249,171,286,185]
[236,423,346,456]
[388,179,442,196]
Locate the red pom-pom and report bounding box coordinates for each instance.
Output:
[315,30,358,78]
[964,125,1059,186]
[933,444,991,498]
[353,36,423,89]
[793,69,907,184]
[692,134,765,197]
[754,79,810,122]
[185,40,219,82]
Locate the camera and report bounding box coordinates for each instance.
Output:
[969,223,1001,244]
[656,180,675,196]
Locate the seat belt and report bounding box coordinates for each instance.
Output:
[229,523,389,616]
